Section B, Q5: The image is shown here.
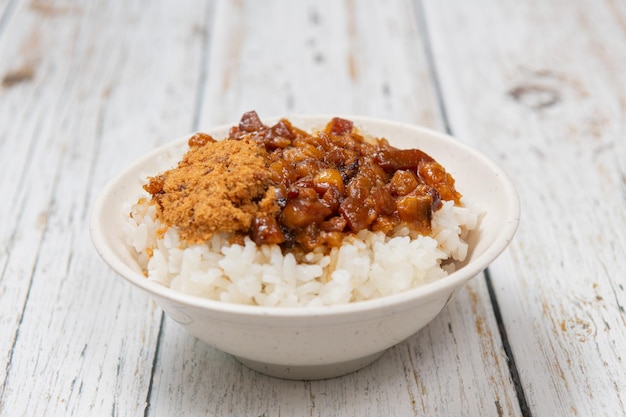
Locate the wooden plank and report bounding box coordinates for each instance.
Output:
[147,1,521,416]
[196,0,444,128]
[0,0,17,34]
[423,0,626,415]
[0,0,211,415]
[0,0,66,392]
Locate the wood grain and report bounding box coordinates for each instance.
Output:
[148,1,520,416]
[423,0,626,415]
[0,0,522,415]
[0,0,210,415]
[3,0,623,415]
[198,0,444,128]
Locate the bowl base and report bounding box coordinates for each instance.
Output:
[235,350,387,380]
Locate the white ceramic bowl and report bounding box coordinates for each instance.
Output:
[90,116,519,380]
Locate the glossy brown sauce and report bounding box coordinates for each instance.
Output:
[145,111,462,253]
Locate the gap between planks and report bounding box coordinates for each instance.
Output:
[413,0,532,415]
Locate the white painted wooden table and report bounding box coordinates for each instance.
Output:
[1,0,624,415]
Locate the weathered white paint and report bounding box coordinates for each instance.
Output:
[424,0,626,415]
[141,1,521,416]
[1,0,624,415]
[0,0,209,416]
[199,0,444,129]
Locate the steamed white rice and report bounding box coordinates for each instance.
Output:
[124,196,480,307]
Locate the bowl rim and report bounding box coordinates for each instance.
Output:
[90,114,520,319]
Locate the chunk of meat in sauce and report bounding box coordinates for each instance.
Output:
[374,147,434,172]
[325,117,354,135]
[239,110,264,132]
[239,114,461,250]
[149,112,462,253]
[187,132,215,148]
[251,215,284,245]
[280,188,332,229]
[418,160,461,203]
